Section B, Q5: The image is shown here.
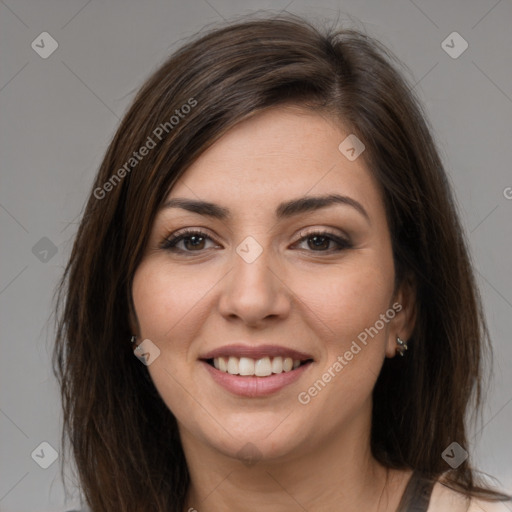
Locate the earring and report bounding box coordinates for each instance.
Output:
[396,336,408,357]
[131,335,142,352]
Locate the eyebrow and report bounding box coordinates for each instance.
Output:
[161,194,370,224]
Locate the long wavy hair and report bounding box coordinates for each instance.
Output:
[52,13,509,511]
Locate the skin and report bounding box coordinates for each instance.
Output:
[131,106,417,511]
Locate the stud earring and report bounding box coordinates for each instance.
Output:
[396,336,408,356]
[131,335,142,352]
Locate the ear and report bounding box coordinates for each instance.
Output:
[385,274,417,358]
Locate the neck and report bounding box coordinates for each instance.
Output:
[180,405,407,511]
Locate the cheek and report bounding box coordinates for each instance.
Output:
[293,267,394,424]
[291,253,395,344]
[132,258,212,347]
[292,251,395,398]
[131,260,208,421]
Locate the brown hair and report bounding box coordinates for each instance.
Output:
[52,13,509,511]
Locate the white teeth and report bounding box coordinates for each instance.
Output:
[283,357,293,372]
[218,356,228,372]
[227,356,239,374]
[272,356,283,374]
[239,357,255,375]
[211,355,305,376]
[255,357,272,377]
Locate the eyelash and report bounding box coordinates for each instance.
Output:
[160,228,352,254]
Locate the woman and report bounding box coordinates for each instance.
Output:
[53,14,511,511]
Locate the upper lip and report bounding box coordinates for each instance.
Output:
[200,344,314,361]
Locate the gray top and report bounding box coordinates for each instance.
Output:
[396,471,435,512]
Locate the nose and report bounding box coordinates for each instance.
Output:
[217,244,291,327]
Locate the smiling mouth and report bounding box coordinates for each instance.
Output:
[204,356,314,377]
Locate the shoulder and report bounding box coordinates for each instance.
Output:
[427,480,511,512]
[466,498,512,512]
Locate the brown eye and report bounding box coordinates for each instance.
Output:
[295,231,352,252]
[161,230,219,253]
[307,235,331,251]
[182,234,207,251]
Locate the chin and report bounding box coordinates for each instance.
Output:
[186,411,314,465]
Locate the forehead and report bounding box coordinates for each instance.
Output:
[166,107,383,217]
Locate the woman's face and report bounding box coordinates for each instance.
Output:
[132,106,412,463]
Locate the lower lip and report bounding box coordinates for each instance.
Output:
[201,360,313,397]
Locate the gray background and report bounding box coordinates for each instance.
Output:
[1,1,511,511]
